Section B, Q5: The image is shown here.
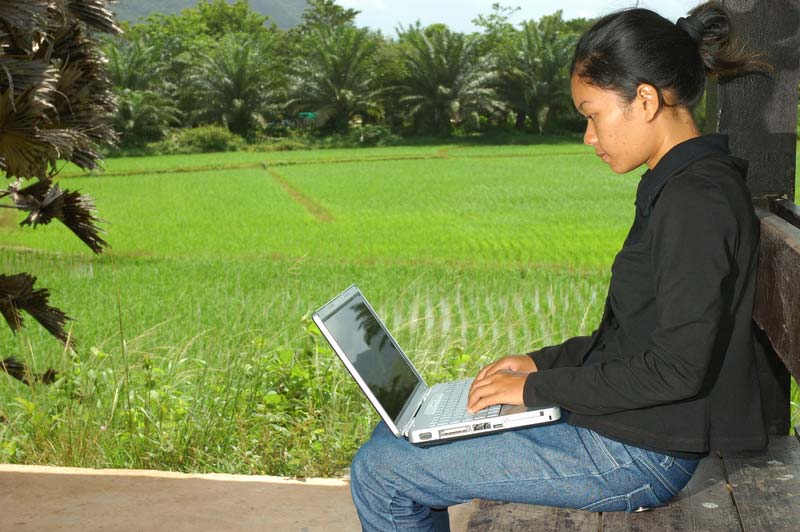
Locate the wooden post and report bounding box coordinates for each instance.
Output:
[711,0,800,436]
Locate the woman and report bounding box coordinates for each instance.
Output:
[349,3,769,530]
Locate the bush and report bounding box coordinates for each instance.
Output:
[150,125,246,155]
[350,125,403,147]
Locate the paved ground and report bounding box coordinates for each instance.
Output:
[0,464,473,531]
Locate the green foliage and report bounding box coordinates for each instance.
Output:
[489,11,579,133]
[152,125,246,154]
[396,24,504,136]
[113,89,181,147]
[189,34,285,139]
[289,24,384,133]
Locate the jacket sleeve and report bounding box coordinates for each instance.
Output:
[527,333,596,371]
[523,175,736,413]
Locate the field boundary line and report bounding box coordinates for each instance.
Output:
[59,150,592,179]
[266,167,335,223]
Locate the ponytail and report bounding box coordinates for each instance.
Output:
[570,1,770,111]
[688,2,771,80]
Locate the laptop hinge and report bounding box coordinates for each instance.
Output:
[402,389,428,435]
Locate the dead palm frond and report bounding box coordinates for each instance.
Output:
[0,356,58,384]
[0,272,71,345]
[5,178,108,252]
[0,0,119,346]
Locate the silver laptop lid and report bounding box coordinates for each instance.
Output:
[312,285,429,436]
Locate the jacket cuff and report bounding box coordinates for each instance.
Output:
[523,371,551,408]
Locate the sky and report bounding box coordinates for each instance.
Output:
[335,0,705,37]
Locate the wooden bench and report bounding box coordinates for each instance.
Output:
[464,204,800,531]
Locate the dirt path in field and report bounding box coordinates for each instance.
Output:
[266,167,335,223]
[0,464,474,531]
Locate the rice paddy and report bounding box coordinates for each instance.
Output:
[0,142,797,476]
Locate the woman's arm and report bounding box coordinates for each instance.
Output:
[523,174,738,413]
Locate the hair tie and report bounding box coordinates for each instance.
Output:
[676,16,705,44]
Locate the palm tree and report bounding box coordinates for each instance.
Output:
[190,34,284,139]
[113,88,181,147]
[288,25,384,133]
[105,34,159,91]
[0,0,119,381]
[495,13,578,132]
[396,25,504,136]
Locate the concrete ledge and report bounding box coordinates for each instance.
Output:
[0,464,357,531]
[0,464,473,531]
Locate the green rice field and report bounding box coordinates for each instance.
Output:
[0,142,798,476]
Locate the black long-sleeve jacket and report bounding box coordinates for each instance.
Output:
[523,134,768,458]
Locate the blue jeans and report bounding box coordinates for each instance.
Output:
[350,414,700,531]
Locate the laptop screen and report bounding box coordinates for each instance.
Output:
[321,293,420,420]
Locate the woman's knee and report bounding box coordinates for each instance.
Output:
[351,423,405,489]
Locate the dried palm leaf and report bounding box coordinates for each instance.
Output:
[0,89,58,178]
[0,1,51,38]
[19,182,108,253]
[63,0,121,35]
[1,356,58,385]
[0,272,71,345]
[0,56,58,102]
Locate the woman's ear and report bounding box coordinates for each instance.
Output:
[636,83,661,122]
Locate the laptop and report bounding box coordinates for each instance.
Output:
[312,285,561,444]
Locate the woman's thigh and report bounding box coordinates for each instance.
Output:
[350,417,698,512]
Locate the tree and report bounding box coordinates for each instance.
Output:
[190,34,285,139]
[0,1,118,381]
[287,1,384,134]
[396,24,504,135]
[293,0,360,35]
[105,33,159,91]
[121,0,285,131]
[492,12,578,132]
[113,88,181,147]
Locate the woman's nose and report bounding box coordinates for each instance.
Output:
[583,121,597,146]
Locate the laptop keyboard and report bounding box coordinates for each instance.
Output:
[430,380,501,425]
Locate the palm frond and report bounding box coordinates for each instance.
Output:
[0,0,50,38]
[63,0,122,35]
[0,272,71,345]
[9,179,108,253]
[1,357,58,385]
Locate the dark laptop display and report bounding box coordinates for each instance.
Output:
[322,293,419,419]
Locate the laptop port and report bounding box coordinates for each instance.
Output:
[492,423,503,429]
[419,432,432,441]
[440,426,471,437]
[473,424,484,431]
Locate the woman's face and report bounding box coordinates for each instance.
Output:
[570,74,657,174]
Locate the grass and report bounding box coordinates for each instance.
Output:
[0,142,798,476]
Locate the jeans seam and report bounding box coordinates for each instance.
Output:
[673,460,694,477]
[588,430,621,469]
[637,454,678,497]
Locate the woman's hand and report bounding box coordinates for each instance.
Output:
[467,355,538,413]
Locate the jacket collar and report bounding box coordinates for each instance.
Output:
[636,133,733,217]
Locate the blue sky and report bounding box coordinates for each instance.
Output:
[336,0,704,36]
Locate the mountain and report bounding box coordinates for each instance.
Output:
[110,0,309,29]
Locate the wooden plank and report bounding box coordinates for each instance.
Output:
[464,499,598,531]
[722,436,800,532]
[602,453,742,532]
[753,209,800,383]
[716,0,799,201]
[770,198,800,229]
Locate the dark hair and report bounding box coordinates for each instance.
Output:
[570,1,769,111]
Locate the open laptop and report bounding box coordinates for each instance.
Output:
[312,285,561,444]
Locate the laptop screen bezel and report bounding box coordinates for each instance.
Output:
[313,284,429,437]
